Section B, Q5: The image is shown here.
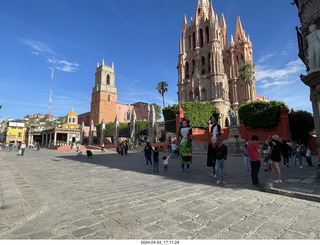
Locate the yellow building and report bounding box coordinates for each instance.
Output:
[6,122,26,144]
[62,110,80,129]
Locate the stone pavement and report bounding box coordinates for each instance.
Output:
[0,148,320,240]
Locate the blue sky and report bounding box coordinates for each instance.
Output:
[0,0,310,120]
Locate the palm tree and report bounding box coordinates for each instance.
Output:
[239,63,255,85]
[156,81,168,108]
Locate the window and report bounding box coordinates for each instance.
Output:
[189,91,193,101]
[188,35,192,51]
[108,94,111,101]
[201,88,207,100]
[107,74,110,85]
[193,32,196,50]
[18,132,22,137]
[200,29,204,48]
[208,53,211,73]
[205,26,209,43]
[192,60,195,74]
[73,118,75,123]
[127,111,131,120]
[201,56,205,74]
[185,61,189,79]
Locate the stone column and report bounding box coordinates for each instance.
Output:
[130,109,137,145]
[114,116,119,145]
[67,133,70,145]
[89,120,94,145]
[148,105,156,143]
[80,122,85,144]
[41,133,44,146]
[100,119,105,145]
[49,133,52,147]
[54,132,57,146]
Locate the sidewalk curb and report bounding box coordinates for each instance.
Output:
[262,182,320,203]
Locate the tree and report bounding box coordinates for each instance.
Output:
[238,101,287,127]
[239,63,255,85]
[156,81,168,108]
[288,110,314,144]
[150,103,162,121]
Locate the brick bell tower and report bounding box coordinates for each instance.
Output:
[90,59,117,126]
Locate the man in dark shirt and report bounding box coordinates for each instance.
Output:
[214,137,228,185]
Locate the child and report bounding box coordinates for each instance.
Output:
[153,147,160,174]
[306,146,312,166]
[163,155,169,173]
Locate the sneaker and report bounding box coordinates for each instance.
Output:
[210,173,214,177]
[300,166,303,168]
[213,174,216,178]
[187,169,191,171]
[216,180,221,185]
[222,181,227,185]
[180,169,184,172]
[274,180,282,183]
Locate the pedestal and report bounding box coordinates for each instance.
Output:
[223,126,245,155]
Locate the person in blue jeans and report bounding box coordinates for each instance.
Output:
[144,142,153,167]
[153,147,160,174]
[214,137,228,185]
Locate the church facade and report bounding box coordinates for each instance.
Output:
[177,0,256,127]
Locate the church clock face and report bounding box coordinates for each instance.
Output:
[107,86,111,91]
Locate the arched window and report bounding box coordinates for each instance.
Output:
[107,74,110,85]
[108,94,110,101]
[201,88,207,100]
[205,26,210,43]
[194,88,200,99]
[200,29,204,48]
[201,56,205,74]
[185,61,189,79]
[189,91,193,101]
[127,110,131,120]
[208,53,211,73]
[193,32,196,50]
[192,59,195,74]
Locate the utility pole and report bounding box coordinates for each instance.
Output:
[48,57,55,123]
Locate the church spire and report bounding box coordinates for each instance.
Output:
[235,15,245,41]
[195,0,210,24]
[182,14,188,32]
[220,13,226,30]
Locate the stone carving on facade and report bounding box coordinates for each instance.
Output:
[307,24,320,72]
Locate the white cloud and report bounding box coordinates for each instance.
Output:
[255,59,305,86]
[257,52,277,63]
[53,59,80,73]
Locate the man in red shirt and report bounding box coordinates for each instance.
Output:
[247,135,261,186]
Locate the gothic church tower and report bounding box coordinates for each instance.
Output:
[177,0,256,126]
[90,59,117,126]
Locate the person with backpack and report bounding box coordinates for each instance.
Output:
[207,112,221,177]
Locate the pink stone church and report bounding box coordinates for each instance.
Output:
[177,0,267,127]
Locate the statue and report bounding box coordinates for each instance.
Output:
[307,24,320,71]
[228,108,237,126]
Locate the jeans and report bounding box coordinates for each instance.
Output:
[171,150,176,159]
[250,161,261,185]
[181,164,190,170]
[215,159,227,181]
[153,160,159,173]
[21,148,25,156]
[145,154,152,166]
[244,156,250,171]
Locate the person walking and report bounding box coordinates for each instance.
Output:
[171,141,177,159]
[306,146,313,166]
[207,112,221,177]
[261,142,271,171]
[247,135,261,186]
[20,142,26,156]
[144,142,153,167]
[101,143,105,152]
[281,140,291,167]
[268,135,282,183]
[214,138,228,185]
[153,147,160,174]
[242,143,250,171]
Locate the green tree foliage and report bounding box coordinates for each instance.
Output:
[156,81,168,108]
[288,110,314,144]
[162,104,179,132]
[150,103,162,121]
[162,102,219,132]
[238,101,287,127]
[239,63,255,85]
[97,120,151,137]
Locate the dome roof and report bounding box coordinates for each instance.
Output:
[67,110,78,117]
